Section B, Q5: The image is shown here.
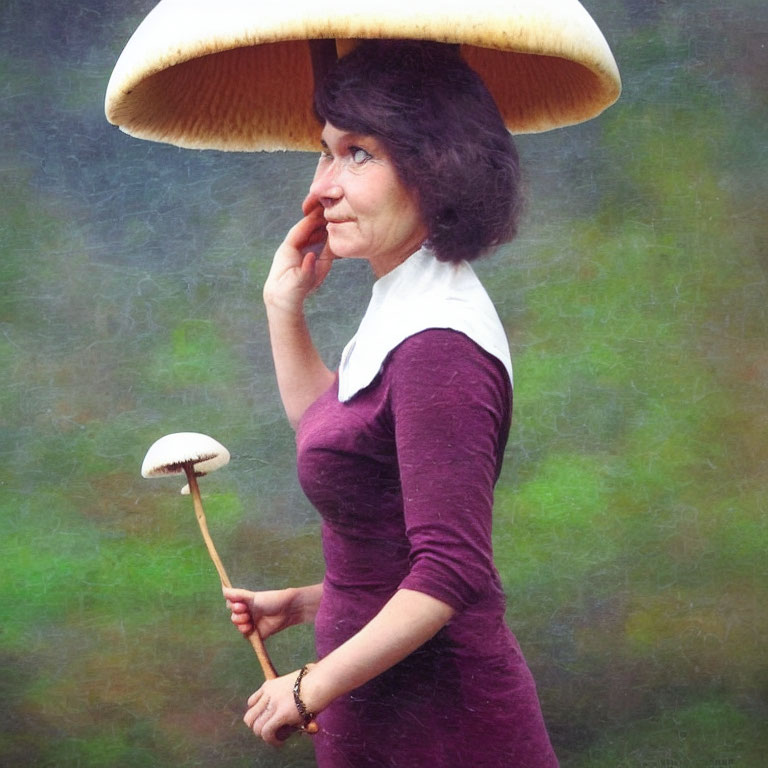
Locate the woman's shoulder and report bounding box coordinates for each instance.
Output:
[384,328,512,399]
[382,329,512,464]
[389,328,508,371]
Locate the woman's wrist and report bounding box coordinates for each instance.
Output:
[293,660,334,716]
[292,663,317,727]
[264,292,307,319]
[289,583,323,625]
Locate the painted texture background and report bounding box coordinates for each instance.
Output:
[1,1,766,766]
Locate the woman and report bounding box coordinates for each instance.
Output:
[224,40,559,767]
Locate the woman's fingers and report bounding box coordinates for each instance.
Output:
[243,676,304,746]
[246,687,264,709]
[224,592,253,614]
[301,191,321,216]
[223,586,306,641]
[285,206,325,251]
[264,207,333,313]
[244,690,274,738]
[223,586,255,605]
[246,700,297,746]
[244,697,269,731]
[261,713,293,747]
[312,247,335,286]
[223,588,256,633]
[244,694,290,746]
[230,612,253,634]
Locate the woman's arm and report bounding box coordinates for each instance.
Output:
[301,588,454,707]
[242,588,454,745]
[263,206,335,428]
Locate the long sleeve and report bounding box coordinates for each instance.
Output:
[388,329,512,611]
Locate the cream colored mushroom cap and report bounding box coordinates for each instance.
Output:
[105,0,621,151]
[141,432,230,477]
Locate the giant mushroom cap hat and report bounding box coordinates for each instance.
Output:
[105,0,621,152]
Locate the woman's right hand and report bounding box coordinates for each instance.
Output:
[223,585,321,639]
[260,204,337,428]
[262,206,334,315]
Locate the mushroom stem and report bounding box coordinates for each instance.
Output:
[183,463,278,681]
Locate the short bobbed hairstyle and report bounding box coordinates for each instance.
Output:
[314,40,522,263]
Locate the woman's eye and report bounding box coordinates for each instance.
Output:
[350,147,371,165]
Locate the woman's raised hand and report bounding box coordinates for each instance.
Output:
[263,205,334,315]
[261,203,337,427]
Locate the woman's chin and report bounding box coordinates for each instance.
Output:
[325,241,365,262]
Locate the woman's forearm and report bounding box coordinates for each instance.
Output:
[300,588,455,713]
[292,582,324,624]
[261,207,336,428]
[265,303,335,428]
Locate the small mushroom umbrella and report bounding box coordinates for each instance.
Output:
[142,434,319,736]
[140,434,278,679]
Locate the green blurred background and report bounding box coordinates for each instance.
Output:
[2,1,766,766]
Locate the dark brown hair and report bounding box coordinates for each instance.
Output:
[314,39,522,263]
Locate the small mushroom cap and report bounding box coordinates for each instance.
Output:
[141,432,230,478]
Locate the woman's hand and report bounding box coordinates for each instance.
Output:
[243,671,307,746]
[263,205,334,315]
[261,206,337,427]
[223,584,322,640]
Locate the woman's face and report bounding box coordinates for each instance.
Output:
[306,122,427,278]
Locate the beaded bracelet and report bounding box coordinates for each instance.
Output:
[293,664,316,728]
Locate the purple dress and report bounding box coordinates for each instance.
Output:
[296,329,558,768]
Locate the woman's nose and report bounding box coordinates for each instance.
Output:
[309,161,343,204]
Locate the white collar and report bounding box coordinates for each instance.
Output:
[337,246,513,402]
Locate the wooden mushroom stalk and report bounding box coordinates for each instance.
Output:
[140,432,278,681]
